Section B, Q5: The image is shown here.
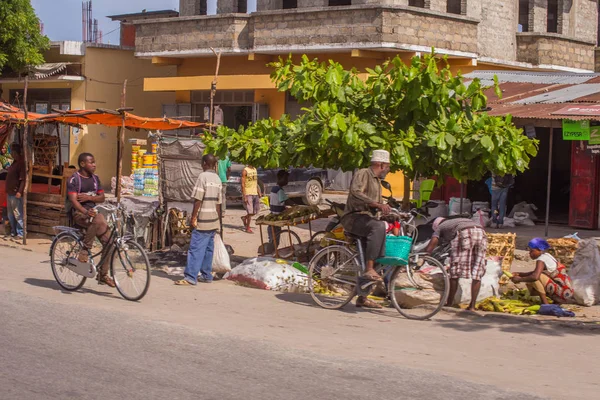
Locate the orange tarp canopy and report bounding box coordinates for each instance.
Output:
[0,103,204,131]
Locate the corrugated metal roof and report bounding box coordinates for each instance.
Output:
[513,84,600,104]
[487,103,598,120]
[464,71,600,85]
[484,83,567,104]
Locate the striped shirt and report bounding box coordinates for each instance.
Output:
[191,170,222,231]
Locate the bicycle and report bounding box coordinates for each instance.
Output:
[49,203,151,301]
[307,204,450,320]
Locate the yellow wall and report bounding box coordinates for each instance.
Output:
[74,47,176,185]
[254,89,285,120]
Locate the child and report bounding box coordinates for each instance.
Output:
[381,214,400,236]
[264,170,294,253]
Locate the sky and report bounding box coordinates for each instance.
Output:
[31,0,258,44]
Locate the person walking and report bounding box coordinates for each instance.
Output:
[175,154,222,286]
[4,143,25,239]
[216,156,231,216]
[241,164,261,233]
[490,173,514,229]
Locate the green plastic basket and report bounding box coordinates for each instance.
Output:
[384,235,413,262]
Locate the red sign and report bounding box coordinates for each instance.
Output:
[551,105,600,116]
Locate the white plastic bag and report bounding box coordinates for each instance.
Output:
[570,239,600,306]
[502,218,516,228]
[508,202,538,220]
[224,257,309,292]
[453,257,502,305]
[513,212,535,226]
[212,233,231,274]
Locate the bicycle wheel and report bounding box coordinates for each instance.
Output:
[110,240,151,301]
[307,230,336,260]
[50,232,87,291]
[308,245,360,309]
[389,254,449,320]
[275,229,302,259]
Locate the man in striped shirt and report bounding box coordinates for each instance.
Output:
[175,154,222,286]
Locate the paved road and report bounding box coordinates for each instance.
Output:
[1,246,598,399]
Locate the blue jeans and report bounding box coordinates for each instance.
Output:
[184,229,216,284]
[491,188,509,225]
[7,195,23,237]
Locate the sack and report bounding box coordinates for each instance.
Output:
[472,209,490,227]
[448,197,472,216]
[508,201,538,220]
[502,218,516,228]
[212,234,231,274]
[570,239,600,306]
[513,212,535,226]
[224,257,309,292]
[393,263,446,308]
[453,258,502,305]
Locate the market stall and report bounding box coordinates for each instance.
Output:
[0,102,203,244]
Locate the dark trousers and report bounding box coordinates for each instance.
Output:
[345,214,386,262]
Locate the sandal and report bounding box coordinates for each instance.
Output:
[245,227,253,234]
[356,297,383,309]
[97,275,116,288]
[362,270,383,282]
[174,279,194,286]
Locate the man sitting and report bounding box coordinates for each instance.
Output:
[67,153,114,287]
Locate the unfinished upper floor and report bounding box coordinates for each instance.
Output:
[133,0,600,72]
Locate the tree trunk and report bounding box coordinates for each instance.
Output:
[22,75,30,245]
[402,175,411,209]
[115,80,127,203]
[209,48,222,135]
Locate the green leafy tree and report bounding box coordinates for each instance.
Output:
[205,51,538,200]
[0,0,50,74]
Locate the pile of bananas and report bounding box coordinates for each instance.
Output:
[260,206,320,222]
[476,297,541,315]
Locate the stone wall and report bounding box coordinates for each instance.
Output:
[571,0,598,44]
[135,15,251,54]
[595,48,600,72]
[250,6,478,53]
[179,0,196,16]
[516,33,595,70]
[476,0,518,61]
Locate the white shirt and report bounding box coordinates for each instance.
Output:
[536,253,558,274]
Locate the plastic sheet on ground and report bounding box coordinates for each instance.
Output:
[225,257,309,292]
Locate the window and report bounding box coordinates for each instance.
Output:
[547,0,560,33]
[447,0,462,15]
[195,0,207,15]
[237,0,247,13]
[409,0,426,7]
[283,0,297,9]
[518,0,530,32]
[328,0,351,6]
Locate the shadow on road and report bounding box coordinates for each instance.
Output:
[433,311,600,336]
[23,278,121,300]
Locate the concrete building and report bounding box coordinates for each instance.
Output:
[0,40,176,186]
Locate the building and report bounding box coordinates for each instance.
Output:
[0,38,176,186]
[121,1,599,196]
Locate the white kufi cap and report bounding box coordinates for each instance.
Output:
[371,149,390,163]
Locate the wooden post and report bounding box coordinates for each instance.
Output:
[209,48,222,134]
[544,128,554,237]
[22,75,30,245]
[115,80,127,203]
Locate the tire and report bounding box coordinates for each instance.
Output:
[110,240,151,301]
[308,245,359,310]
[50,232,87,291]
[275,229,302,260]
[303,179,322,206]
[307,230,336,260]
[388,255,449,320]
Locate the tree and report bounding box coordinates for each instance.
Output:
[0,0,49,74]
[204,51,538,200]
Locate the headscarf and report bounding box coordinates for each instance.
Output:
[432,217,445,232]
[528,237,550,251]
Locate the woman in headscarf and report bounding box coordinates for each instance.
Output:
[426,216,488,311]
[511,238,574,304]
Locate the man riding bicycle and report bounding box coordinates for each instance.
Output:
[342,149,391,309]
[67,153,115,287]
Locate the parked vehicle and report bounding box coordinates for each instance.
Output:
[226,163,331,206]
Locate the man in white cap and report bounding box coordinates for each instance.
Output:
[342,149,391,309]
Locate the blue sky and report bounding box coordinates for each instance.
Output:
[32,0,258,43]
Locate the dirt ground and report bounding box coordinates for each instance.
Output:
[3,193,600,322]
